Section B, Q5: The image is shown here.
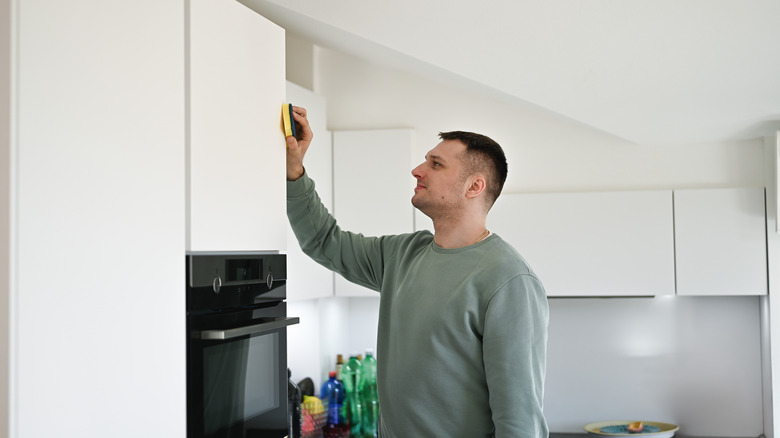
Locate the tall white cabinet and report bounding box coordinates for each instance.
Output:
[8,0,186,436]
[188,0,287,253]
[3,0,289,436]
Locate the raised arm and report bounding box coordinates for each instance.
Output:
[285,106,386,293]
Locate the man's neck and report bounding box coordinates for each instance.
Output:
[432,215,489,249]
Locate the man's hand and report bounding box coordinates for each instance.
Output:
[286,106,313,181]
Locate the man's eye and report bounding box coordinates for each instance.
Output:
[432,161,441,167]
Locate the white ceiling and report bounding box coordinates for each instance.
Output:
[242,0,780,145]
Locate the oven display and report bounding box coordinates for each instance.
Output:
[226,259,262,282]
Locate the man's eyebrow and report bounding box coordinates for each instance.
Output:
[426,153,446,163]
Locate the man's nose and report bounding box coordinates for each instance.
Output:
[411,163,423,179]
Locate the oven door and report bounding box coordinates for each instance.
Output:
[188,300,299,438]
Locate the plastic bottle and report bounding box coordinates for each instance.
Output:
[342,354,364,436]
[347,389,364,437]
[320,372,348,438]
[361,349,379,438]
[361,349,377,390]
[342,354,363,395]
[320,371,338,401]
[335,354,345,382]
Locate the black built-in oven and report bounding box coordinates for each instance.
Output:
[187,254,299,438]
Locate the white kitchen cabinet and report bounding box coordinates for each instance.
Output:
[332,129,415,297]
[188,0,287,252]
[11,0,186,436]
[674,187,767,295]
[488,190,676,296]
[286,82,334,300]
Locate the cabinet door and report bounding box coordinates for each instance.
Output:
[488,190,675,296]
[286,82,334,300]
[333,129,415,297]
[14,0,185,434]
[188,0,286,252]
[674,188,767,295]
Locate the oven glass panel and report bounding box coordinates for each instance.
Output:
[202,332,280,436]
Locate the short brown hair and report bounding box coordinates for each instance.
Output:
[439,131,507,209]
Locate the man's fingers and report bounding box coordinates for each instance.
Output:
[291,105,307,117]
[290,107,313,142]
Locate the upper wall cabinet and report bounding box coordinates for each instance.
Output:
[286,82,334,301]
[674,188,767,296]
[488,190,676,297]
[188,0,286,253]
[332,129,415,297]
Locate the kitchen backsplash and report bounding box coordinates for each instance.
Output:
[288,295,763,437]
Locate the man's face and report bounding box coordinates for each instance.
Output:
[411,140,469,218]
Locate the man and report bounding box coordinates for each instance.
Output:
[286,106,549,438]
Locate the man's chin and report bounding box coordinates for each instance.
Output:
[411,199,434,219]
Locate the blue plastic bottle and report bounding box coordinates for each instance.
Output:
[320,371,348,437]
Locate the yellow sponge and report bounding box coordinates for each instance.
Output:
[282,103,296,137]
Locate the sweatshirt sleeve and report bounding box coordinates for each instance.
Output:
[287,171,384,292]
[482,274,549,438]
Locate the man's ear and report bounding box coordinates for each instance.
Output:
[465,175,487,200]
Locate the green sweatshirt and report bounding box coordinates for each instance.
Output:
[288,172,549,438]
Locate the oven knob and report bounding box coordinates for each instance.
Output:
[212,275,222,294]
[266,272,273,289]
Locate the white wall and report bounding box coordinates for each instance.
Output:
[286,299,321,386]
[285,40,768,436]
[288,297,353,389]
[314,47,764,195]
[546,296,762,436]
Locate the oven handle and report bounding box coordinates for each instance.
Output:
[198,316,300,341]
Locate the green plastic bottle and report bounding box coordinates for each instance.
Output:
[361,349,379,438]
[342,353,364,436]
[342,353,363,394]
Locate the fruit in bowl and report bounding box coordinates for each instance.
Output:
[627,422,645,433]
[585,420,678,437]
